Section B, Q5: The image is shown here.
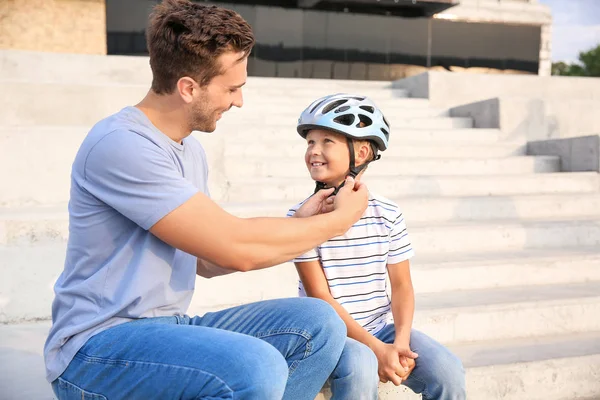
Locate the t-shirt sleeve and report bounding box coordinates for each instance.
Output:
[387,208,415,264]
[81,130,199,230]
[286,201,320,263]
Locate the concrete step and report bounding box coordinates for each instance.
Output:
[2,323,600,400]
[0,81,430,126]
[217,116,474,129]
[223,156,559,178]
[223,140,524,158]
[230,105,450,119]
[5,194,600,245]
[1,51,399,90]
[412,247,600,293]
[216,173,600,203]
[414,281,600,343]
[410,217,600,253]
[370,331,600,400]
[222,193,600,221]
[203,128,503,143]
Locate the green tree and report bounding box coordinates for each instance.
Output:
[552,44,600,77]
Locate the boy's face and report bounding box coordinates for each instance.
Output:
[305,129,350,186]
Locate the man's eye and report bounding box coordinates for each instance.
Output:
[229,88,238,93]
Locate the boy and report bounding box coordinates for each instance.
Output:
[287,94,466,399]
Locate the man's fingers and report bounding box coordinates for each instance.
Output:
[314,187,335,200]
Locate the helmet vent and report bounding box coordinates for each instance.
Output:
[380,127,389,140]
[357,114,372,128]
[335,105,351,113]
[323,99,348,114]
[351,96,366,101]
[310,99,328,114]
[383,116,391,128]
[333,114,355,126]
[359,105,375,113]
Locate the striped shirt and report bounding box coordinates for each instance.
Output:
[287,192,414,335]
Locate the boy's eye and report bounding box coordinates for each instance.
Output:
[229,88,238,93]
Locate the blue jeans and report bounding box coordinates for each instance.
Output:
[330,325,466,400]
[51,298,347,400]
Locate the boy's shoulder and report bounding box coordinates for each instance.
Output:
[286,196,310,217]
[367,191,402,218]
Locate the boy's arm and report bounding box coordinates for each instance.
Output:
[296,259,415,385]
[388,259,417,368]
[295,260,381,349]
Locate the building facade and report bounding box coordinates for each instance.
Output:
[0,0,552,77]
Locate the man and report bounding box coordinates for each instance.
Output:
[44,1,368,399]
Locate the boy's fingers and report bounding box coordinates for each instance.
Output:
[399,356,409,370]
[398,349,419,359]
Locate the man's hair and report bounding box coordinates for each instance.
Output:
[146,0,255,94]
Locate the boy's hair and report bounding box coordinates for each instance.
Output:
[146,0,255,94]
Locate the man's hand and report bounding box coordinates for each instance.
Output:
[332,176,368,232]
[294,187,335,218]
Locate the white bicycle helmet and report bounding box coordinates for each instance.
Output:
[297,93,390,151]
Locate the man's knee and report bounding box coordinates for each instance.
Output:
[231,339,289,399]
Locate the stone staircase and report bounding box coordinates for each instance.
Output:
[1,50,600,400]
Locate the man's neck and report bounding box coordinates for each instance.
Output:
[135,91,191,144]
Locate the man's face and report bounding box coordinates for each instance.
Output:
[190,51,247,132]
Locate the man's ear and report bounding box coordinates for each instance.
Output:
[176,77,196,104]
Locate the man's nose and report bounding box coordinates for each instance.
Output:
[232,89,243,108]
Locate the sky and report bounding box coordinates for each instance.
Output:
[539,0,600,63]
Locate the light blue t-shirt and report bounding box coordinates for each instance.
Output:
[44,106,209,382]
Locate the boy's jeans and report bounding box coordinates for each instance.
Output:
[330,325,466,400]
[51,298,347,400]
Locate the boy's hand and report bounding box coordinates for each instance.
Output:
[294,188,335,218]
[333,176,368,232]
[372,341,411,386]
[394,344,418,382]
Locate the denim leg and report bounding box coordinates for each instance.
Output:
[52,316,288,400]
[328,337,379,400]
[192,297,347,400]
[375,325,466,400]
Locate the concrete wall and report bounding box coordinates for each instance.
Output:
[0,0,107,55]
[395,71,600,107]
[450,96,600,141]
[528,135,600,173]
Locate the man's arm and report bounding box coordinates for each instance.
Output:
[196,257,237,278]
[151,176,367,273]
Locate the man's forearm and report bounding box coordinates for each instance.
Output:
[391,283,415,345]
[226,211,348,271]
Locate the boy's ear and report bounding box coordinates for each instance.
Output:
[356,141,372,165]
